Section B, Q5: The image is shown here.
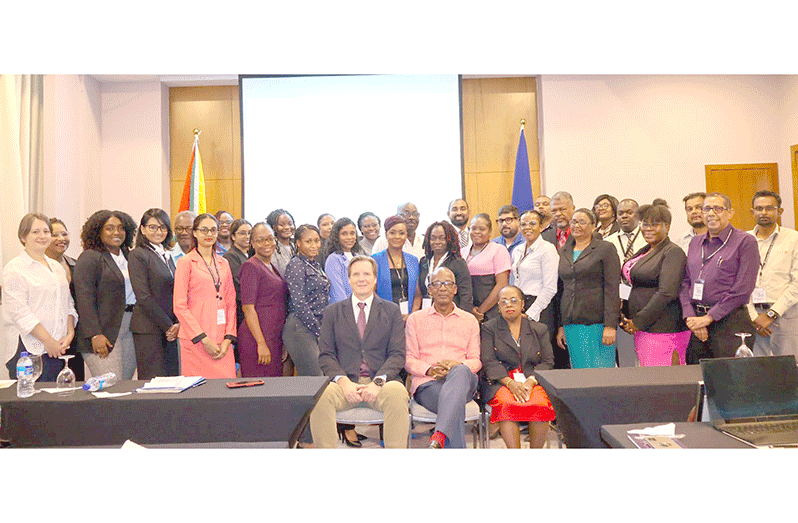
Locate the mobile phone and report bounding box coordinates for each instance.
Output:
[226,379,265,389]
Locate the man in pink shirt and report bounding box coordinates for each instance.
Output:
[405,267,482,448]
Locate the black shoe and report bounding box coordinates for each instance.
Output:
[356,432,367,441]
[338,426,362,448]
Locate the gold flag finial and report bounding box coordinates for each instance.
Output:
[520,119,526,128]
[193,128,201,137]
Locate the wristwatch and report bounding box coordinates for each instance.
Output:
[373,377,386,387]
[767,309,780,321]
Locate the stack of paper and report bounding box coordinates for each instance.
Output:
[135,376,205,393]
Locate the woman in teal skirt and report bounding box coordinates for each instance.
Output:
[555,208,620,368]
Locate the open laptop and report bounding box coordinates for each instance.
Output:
[700,356,798,448]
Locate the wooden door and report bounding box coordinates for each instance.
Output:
[792,145,798,225]
[705,163,779,231]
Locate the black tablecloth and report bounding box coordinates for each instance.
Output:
[0,377,328,448]
[535,366,703,448]
[600,422,752,449]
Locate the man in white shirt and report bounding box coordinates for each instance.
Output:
[370,202,425,259]
[606,199,647,265]
[448,198,471,249]
[747,190,798,359]
[676,192,707,254]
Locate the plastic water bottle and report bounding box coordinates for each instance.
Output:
[82,372,118,392]
[16,351,35,398]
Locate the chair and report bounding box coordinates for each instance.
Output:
[335,406,413,447]
[408,398,488,448]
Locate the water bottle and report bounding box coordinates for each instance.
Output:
[82,372,118,391]
[16,351,35,398]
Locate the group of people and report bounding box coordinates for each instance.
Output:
[3,187,796,449]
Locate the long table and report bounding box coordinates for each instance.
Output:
[0,376,329,448]
[600,422,752,449]
[535,365,703,448]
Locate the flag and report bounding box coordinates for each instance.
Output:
[511,127,534,213]
[178,135,207,214]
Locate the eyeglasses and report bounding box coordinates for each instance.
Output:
[252,237,276,245]
[496,217,517,225]
[429,281,456,289]
[499,297,521,306]
[702,206,727,214]
[399,211,420,219]
[235,230,252,237]
[145,224,168,233]
[753,205,778,212]
[640,222,664,229]
[174,226,191,233]
[196,227,218,235]
[595,203,612,210]
[218,220,233,226]
[569,219,591,227]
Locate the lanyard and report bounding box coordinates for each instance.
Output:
[616,229,640,258]
[387,251,407,300]
[200,253,222,299]
[758,232,778,278]
[698,228,733,280]
[425,252,448,289]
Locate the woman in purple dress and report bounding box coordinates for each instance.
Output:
[237,222,288,377]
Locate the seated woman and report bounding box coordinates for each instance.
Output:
[480,285,555,448]
[416,220,472,311]
[620,202,690,366]
[3,213,77,381]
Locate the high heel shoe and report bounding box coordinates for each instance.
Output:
[338,426,362,448]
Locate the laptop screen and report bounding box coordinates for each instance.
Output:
[700,356,798,423]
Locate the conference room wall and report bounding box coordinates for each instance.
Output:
[537,75,798,240]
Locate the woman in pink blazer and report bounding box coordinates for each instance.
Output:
[173,213,237,378]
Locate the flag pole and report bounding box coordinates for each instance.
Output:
[520,119,526,129]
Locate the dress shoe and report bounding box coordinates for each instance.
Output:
[428,440,443,449]
[338,426,362,448]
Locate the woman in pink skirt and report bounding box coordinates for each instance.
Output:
[620,202,691,366]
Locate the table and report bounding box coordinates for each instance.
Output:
[0,376,329,448]
[535,365,703,448]
[601,422,752,449]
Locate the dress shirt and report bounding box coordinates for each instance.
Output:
[451,223,471,250]
[404,305,482,394]
[606,226,648,265]
[746,225,798,319]
[491,231,525,254]
[169,244,188,263]
[2,252,78,355]
[371,232,425,259]
[510,235,559,321]
[284,253,330,338]
[330,293,379,384]
[109,251,136,305]
[679,224,759,321]
[676,230,696,254]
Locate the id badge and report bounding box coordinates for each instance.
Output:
[692,279,704,301]
[399,300,409,315]
[510,366,526,382]
[217,309,226,325]
[752,287,768,304]
[619,283,632,300]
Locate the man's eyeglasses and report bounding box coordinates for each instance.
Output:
[429,281,456,289]
[702,206,727,214]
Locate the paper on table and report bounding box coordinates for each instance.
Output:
[627,422,677,436]
[121,440,147,449]
[41,387,81,393]
[0,380,16,389]
[92,391,132,398]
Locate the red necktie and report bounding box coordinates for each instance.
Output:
[357,302,366,339]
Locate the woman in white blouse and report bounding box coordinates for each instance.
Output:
[510,210,559,332]
[3,213,78,381]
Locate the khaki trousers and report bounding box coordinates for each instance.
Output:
[310,378,409,448]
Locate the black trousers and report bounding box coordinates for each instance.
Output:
[686,306,755,364]
[132,333,180,379]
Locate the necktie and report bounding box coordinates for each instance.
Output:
[357,302,367,339]
[623,233,635,263]
[459,229,469,249]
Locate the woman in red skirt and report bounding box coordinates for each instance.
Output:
[480,285,556,448]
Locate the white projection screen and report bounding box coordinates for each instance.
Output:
[240,75,463,235]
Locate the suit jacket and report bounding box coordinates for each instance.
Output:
[480,315,554,401]
[558,236,620,327]
[540,224,557,247]
[418,254,473,311]
[318,295,406,383]
[372,250,419,308]
[73,249,128,353]
[626,238,688,333]
[128,245,177,335]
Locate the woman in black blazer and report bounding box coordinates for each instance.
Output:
[619,203,690,366]
[415,221,473,312]
[73,210,138,379]
[128,208,181,378]
[556,208,621,368]
[481,286,555,448]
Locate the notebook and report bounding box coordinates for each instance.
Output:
[700,356,798,447]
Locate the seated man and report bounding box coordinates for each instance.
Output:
[309,255,409,448]
[405,267,482,448]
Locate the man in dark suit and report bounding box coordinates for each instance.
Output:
[309,255,409,448]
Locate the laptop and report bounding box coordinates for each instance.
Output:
[700,356,798,447]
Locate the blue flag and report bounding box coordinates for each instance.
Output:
[511,128,534,212]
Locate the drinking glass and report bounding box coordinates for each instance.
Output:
[30,354,43,382]
[56,355,76,395]
[735,333,754,358]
